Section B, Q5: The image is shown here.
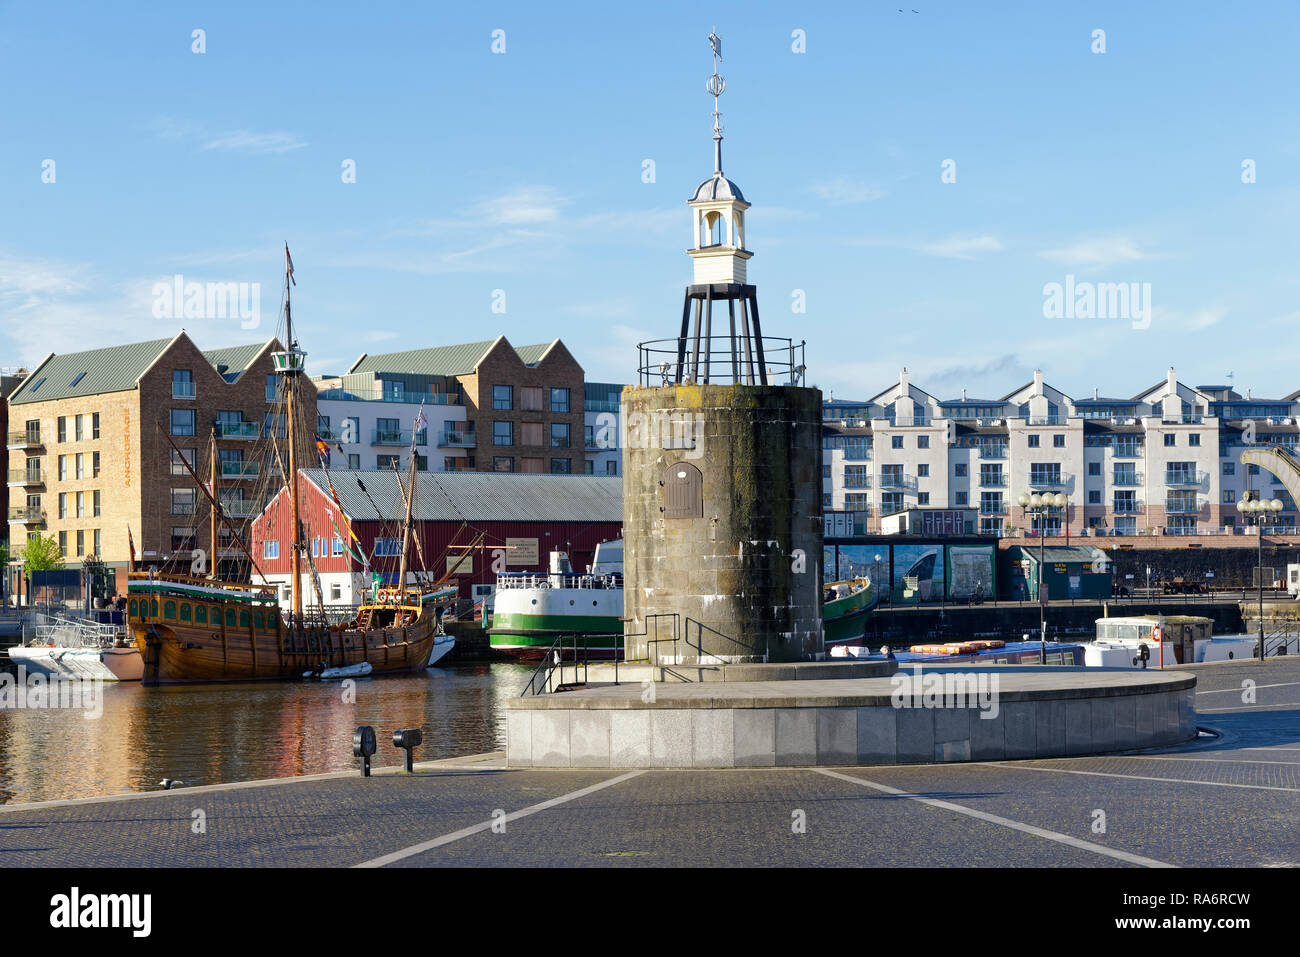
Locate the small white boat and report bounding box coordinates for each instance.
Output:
[8,614,141,681]
[303,661,373,680]
[1086,615,1256,668]
[425,631,456,668]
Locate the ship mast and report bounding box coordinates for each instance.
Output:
[274,243,307,621]
[395,415,421,597]
[209,430,219,580]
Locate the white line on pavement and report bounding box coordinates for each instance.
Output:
[813,767,1174,868]
[353,770,646,868]
[1001,763,1300,793]
[1199,702,1300,712]
[1196,681,1300,695]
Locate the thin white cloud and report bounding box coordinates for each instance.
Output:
[1037,237,1151,268]
[811,177,887,205]
[201,130,308,154]
[474,187,569,226]
[918,235,1004,260]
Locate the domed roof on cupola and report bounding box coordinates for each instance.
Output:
[691,173,746,204]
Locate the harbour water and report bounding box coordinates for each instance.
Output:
[0,662,536,805]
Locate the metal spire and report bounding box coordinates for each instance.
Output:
[706,30,725,176]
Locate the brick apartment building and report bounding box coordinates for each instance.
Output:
[344,336,587,475]
[5,332,316,595]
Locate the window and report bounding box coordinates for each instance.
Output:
[1114,491,1138,513]
[955,491,968,505]
[881,492,904,513]
[375,417,401,444]
[76,530,84,555]
[374,538,402,557]
[520,387,544,412]
[58,493,67,519]
[75,415,84,441]
[263,540,280,559]
[980,517,1003,535]
[1164,433,1176,447]
[1189,433,1201,447]
[171,409,196,436]
[550,423,570,448]
[1088,461,1101,476]
[75,453,84,479]
[171,449,194,475]
[606,460,618,476]
[917,464,929,477]
[493,421,513,446]
[75,491,84,518]
[979,464,1003,486]
[195,605,207,624]
[954,464,967,477]
[333,538,344,557]
[382,379,405,402]
[492,385,513,411]
[171,527,196,551]
[347,454,360,470]
[171,488,196,514]
[58,531,67,556]
[266,375,278,403]
[550,388,570,413]
[520,422,545,445]
[1223,461,1235,475]
[521,457,544,473]
[1029,462,1061,486]
[1027,434,1040,448]
[92,452,100,478]
[92,413,100,439]
[93,529,100,555]
[330,584,342,602]
[1088,490,1101,504]
[891,436,903,449]
[550,458,571,474]
[1113,463,1138,486]
[845,493,869,510]
[979,492,1003,514]
[1053,434,1065,448]
[917,435,929,449]
[92,490,101,518]
[376,454,399,470]
[917,492,930,505]
[585,460,595,474]
[173,370,194,398]
[70,372,86,388]
[57,417,67,443]
[493,456,514,472]
[1223,490,1236,504]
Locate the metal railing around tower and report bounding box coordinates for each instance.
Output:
[637,337,806,387]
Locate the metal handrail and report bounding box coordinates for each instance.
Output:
[636,336,807,388]
[684,617,766,665]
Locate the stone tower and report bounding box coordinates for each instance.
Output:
[621,33,824,664]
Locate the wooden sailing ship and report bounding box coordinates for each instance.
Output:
[130,246,460,685]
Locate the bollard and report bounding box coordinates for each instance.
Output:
[393,728,423,773]
[353,725,377,777]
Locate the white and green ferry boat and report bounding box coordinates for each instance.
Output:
[488,541,624,659]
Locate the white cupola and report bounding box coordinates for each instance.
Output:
[686,32,752,286]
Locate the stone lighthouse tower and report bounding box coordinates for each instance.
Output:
[621,32,824,664]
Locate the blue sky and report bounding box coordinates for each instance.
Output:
[3,1,1299,401]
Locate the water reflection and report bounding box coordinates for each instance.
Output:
[0,662,535,805]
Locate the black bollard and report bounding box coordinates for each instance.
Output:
[393,728,423,772]
[353,725,376,777]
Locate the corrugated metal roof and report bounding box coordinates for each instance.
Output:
[348,338,560,377]
[204,343,265,381]
[304,469,622,523]
[10,338,174,405]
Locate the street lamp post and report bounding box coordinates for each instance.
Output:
[1018,491,1069,662]
[1237,491,1282,661]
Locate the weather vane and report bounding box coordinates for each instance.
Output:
[706,30,725,175]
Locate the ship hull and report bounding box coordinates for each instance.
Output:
[823,581,877,648]
[8,645,143,681]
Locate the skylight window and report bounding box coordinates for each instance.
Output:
[28,378,45,392]
[69,372,86,388]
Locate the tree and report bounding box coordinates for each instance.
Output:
[20,535,64,572]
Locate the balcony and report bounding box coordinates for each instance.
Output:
[220,461,260,479]
[1111,471,1143,487]
[438,430,476,449]
[8,506,45,525]
[1164,524,1200,536]
[372,429,428,447]
[216,421,261,440]
[316,388,461,405]
[977,475,1007,487]
[1164,500,1203,514]
[1164,469,1208,487]
[7,429,42,448]
[1027,472,1070,488]
[1112,502,1145,514]
[1112,445,1143,458]
[1026,416,1068,425]
[978,446,1008,459]
[979,506,1007,516]
[843,476,872,490]
[890,416,930,427]
[585,399,620,413]
[840,447,872,461]
[7,468,42,486]
[172,382,196,399]
[219,500,259,519]
[878,472,917,491]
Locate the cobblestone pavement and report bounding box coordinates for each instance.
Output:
[2,657,1296,867]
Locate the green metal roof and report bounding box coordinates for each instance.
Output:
[302,469,622,524]
[348,338,557,377]
[9,335,269,405]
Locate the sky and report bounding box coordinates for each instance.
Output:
[2,1,1299,402]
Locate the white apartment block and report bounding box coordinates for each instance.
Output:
[823,367,1299,538]
[584,382,622,476]
[313,372,470,473]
